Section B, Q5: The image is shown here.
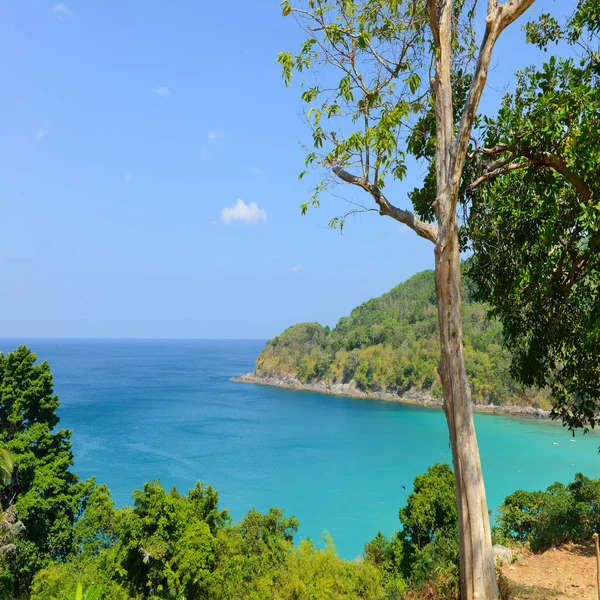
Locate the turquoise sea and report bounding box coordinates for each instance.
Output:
[1,338,599,559]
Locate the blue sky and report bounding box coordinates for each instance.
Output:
[0,0,567,338]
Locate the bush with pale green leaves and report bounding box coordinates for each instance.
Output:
[32,481,385,600]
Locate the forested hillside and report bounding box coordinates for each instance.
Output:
[253,270,548,409]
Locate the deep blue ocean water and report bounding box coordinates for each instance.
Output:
[1,338,598,559]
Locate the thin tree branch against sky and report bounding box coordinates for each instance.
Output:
[0,0,563,339]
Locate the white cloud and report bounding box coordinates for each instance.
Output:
[52,2,73,18]
[36,128,48,142]
[199,148,210,161]
[291,264,304,273]
[124,173,132,184]
[152,86,172,98]
[253,167,263,176]
[207,129,224,143]
[219,199,267,225]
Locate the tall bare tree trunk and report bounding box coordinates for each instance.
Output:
[319,0,535,595]
[434,200,499,599]
[427,1,536,596]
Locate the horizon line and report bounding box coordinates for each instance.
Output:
[0,336,269,342]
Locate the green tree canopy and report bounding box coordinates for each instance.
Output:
[364,463,459,597]
[0,345,93,594]
[32,477,385,600]
[466,1,600,430]
[0,449,13,488]
[117,481,218,599]
[399,462,457,550]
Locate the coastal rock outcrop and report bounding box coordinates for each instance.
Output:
[233,372,549,418]
[493,544,515,565]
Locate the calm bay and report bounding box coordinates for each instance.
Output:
[2,338,598,559]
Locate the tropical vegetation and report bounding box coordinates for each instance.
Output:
[0,0,596,597]
[466,0,600,431]
[0,346,93,597]
[254,269,549,409]
[494,473,600,551]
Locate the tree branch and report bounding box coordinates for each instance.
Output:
[469,159,540,189]
[332,166,438,243]
[427,0,440,47]
[536,152,592,201]
[452,0,536,195]
[468,143,513,159]
[469,150,592,200]
[429,0,453,194]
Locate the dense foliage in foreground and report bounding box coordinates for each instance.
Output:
[255,270,549,408]
[0,346,93,597]
[30,482,385,600]
[29,464,461,600]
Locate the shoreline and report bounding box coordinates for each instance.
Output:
[232,372,550,419]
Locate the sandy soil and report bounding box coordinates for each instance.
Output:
[501,543,599,600]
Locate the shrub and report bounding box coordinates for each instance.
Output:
[365,463,459,593]
[494,489,545,545]
[494,473,600,551]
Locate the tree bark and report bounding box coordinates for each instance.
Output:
[328,1,535,595]
[434,200,499,600]
[428,2,535,596]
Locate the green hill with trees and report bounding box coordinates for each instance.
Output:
[247,269,549,411]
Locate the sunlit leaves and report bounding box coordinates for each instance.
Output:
[312,126,326,148]
[525,13,563,49]
[277,0,444,219]
[327,103,341,118]
[405,73,421,94]
[304,151,317,167]
[338,76,354,102]
[277,52,294,86]
[328,216,344,231]
[0,448,13,486]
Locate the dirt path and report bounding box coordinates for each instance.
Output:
[501,543,598,599]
